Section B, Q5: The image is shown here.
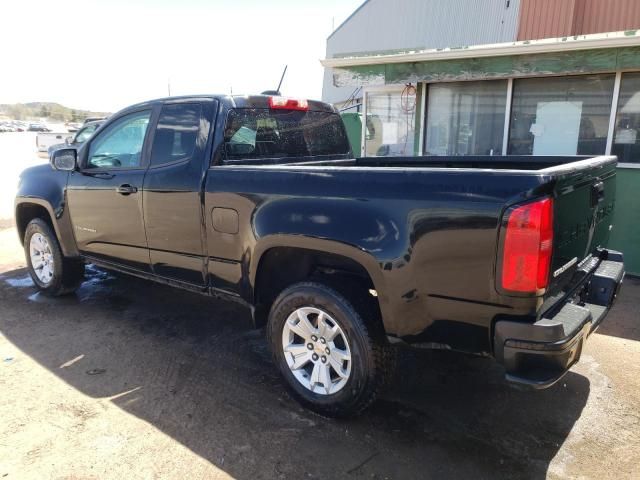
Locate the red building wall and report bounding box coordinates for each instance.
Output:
[517,0,640,41]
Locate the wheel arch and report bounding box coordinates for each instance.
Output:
[15,198,79,257]
[250,235,390,332]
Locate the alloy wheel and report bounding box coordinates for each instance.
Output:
[281,306,352,395]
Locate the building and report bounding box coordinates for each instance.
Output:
[321,0,640,274]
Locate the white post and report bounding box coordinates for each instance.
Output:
[418,83,427,155]
[502,78,514,155]
[360,90,368,157]
[606,71,623,155]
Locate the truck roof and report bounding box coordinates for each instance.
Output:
[120,94,337,114]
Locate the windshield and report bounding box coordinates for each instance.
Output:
[74,123,99,144]
[223,108,350,161]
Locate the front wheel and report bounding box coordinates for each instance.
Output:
[24,218,84,296]
[267,281,390,417]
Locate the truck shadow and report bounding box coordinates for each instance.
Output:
[0,265,591,479]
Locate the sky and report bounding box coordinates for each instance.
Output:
[0,0,363,113]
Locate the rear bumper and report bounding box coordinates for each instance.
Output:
[494,251,624,389]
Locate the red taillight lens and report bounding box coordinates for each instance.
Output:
[501,197,554,293]
[268,96,309,111]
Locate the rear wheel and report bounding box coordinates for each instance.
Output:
[267,281,390,417]
[24,218,84,296]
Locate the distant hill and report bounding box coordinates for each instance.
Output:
[0,102,110,122]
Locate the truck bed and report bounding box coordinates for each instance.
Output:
[354,155,594,170]
[211,154,618,344]
[229,154,601,172]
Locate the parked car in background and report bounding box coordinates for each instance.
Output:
[11,121,27,132]
[15,94,625,417]
[65,122,83,132]
[28,123,51,132]
[36,131,71,153]
[0,122,14,132]
[47,120,103,156]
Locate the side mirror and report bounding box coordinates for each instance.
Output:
[65,136,72,145]
[51,148,77,171]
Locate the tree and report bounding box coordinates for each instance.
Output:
[8,104,28,120]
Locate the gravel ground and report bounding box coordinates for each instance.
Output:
[0,133,639,479]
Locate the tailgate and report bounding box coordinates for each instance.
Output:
[37,133,67,147]
[547,156,617,297]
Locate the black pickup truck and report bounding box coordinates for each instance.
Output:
[15,94,624,416]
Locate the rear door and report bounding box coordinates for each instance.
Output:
[142,99,217,286]
[66,108,154,271]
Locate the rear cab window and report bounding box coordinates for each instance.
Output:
[223,108,350,162]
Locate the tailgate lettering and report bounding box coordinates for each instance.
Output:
[553,257,578,278]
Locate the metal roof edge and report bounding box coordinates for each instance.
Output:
[327,0,372,41]
[321,30,640,67]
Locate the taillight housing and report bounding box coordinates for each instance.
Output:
[268,96,309,111]
[501,197,554,293]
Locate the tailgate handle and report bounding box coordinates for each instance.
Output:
[591,181,604,206]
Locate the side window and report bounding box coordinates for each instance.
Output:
[87,110,151,169]
[150,103,201,166]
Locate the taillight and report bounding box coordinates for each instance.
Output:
[268,96,309,111]
[501,197,554,293]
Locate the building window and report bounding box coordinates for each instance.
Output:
[425,80,507,156]
[612,72,640,164]
[364,90,416,156]
[508,74,615,155]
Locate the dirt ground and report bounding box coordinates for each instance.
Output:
[0,133,639,479]
[1,232,639,479]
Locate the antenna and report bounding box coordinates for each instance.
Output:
[261,65,289,96]
[276,65,288,94]
[168,78,171,96]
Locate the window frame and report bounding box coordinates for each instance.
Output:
[81,106,157,172]
[423,79,509,157]
[360,82,408,157]
[506,73,617,157]
[405,69,640,166]
[607,70,640,168]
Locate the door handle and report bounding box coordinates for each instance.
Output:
[116,184,138,195]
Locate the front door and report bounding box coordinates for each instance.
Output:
[66,108,153,271]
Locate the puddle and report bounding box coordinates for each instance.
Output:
[84,264,116,283]
[27,292,46,303]
[5,265,118,303]
[4,275,34,288]
[76,265,117,302]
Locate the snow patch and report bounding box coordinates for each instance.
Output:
[4,275,34,288]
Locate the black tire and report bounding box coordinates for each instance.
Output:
[267,281,390,417]
[24,218,84,296]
